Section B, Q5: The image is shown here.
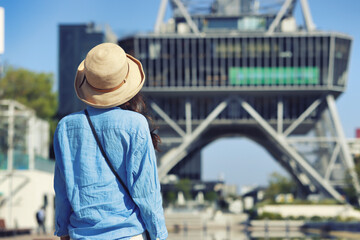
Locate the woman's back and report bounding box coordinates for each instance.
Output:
[54,107,167,239]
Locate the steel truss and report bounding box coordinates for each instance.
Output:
[155,0,316,34]
[146,0,360,204]
[150,94,360,203]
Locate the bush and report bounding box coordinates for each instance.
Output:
[175,179,192,200]
[205,191,218,202]
[310,216,323,222]
[165,191,176,205]
[257,211,283,220]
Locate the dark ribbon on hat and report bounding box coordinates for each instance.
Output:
[79,62,129,93]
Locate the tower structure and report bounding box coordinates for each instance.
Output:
[118,0,360,203]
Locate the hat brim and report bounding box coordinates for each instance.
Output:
[74,54,145,108]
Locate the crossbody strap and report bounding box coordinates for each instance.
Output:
[85,109,152,240]
[84,109,132,198]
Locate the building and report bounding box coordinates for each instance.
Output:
[118,0,360,203]
[0,100,54,230]
[58,23,117,118]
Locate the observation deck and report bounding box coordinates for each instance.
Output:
[120,30,351,135]
[118,0,359,203]
[121,32,350,95]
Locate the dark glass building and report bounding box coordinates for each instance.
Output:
[58,23,105,118]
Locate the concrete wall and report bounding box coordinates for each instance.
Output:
[0,170,55,231]
[258,204,360,219]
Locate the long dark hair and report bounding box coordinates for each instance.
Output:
[119,93,161,151]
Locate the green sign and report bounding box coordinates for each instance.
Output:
[229,67,319,85]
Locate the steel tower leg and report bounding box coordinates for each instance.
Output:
[170,0,200,34]
[283,98,322,137]
[267,0,316,33]
[300,0,316,31]
[314,120,330,175]
[156,99,229,179]
[325,143,341,180]
[151,101,186,137]
[326,95,360,204]
[154,93,358,203]
[267,0,295,34]
[154,0,169,33]
[238,97,345,202]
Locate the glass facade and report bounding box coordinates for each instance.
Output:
[120,34,350,90]
[58,24,104,118]
[117,33,351,125]
[333,37,351,86]
[0,115,7,169]
[0,101,52,171]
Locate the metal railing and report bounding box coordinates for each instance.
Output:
[119,33,351,91]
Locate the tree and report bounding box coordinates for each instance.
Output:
[343,156,360,206]
[164,191,177,205]
[204,191,218,202]
[0,66,58,158]
[0,67,57,120]
[175,179,192,200]
[265,172,296,201]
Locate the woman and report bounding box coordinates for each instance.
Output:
[53,43,168,240]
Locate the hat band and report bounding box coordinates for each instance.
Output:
[80,62,129,93]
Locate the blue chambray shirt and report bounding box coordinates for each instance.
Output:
[53,106,168,240]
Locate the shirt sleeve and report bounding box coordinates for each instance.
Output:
[53,127,72,237]
[127,128,168,240]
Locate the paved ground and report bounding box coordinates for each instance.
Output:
[0,233,57,240]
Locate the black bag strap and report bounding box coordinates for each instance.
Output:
[84,109,152,240]
[84,109,131,198]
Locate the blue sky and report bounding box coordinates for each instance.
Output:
[1,0,360,190]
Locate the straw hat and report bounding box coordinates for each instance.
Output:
[74,43,145,108]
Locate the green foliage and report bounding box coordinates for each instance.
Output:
[291,198,340,205]
[227,193,238,200]
[343,156,360,205]
[288,215,306,220]
[256,211,283,220]
[164,191,177,205]
[175,179,192,200]
[0,67,58,158]
[264,172,296,201]
[309,215,323,222]
[0,67,57,120]
[204,191,218,202]
[258,198,340,206]
[256,213,360,222]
